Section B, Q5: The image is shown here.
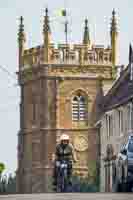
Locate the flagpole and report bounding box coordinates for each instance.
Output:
[63,9,68,61]
[63,0,68,45]
[59,7,69,61]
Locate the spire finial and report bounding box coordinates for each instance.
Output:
[110,9,118,69]
[43,7,51,35]
[85,18,88,27]
[110,8,117,33]
[18,16,25,42]
[83,18,90,45]
[18,16,26,69]
[112,8,116,16]
[20,16,23,24]
[43,7,51,62]
[45,7,48,16]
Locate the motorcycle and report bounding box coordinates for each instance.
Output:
[56,160,70,192]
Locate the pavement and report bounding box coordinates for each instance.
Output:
[0,193,133,200]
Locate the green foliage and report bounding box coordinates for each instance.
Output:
[0,163,5,174]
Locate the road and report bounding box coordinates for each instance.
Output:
[0,193,133,200]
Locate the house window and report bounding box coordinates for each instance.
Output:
[118,110,123,135]
[109,115,113,137]
[106,114,113,138]
[127,105,131,131]
[72,94,87,121]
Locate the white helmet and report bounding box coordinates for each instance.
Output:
[60,134,69,141]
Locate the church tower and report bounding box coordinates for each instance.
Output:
[17,8,118,193]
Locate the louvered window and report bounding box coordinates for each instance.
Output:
[72,96,79,121]
[72,95,87,121]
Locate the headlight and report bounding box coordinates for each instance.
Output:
[61,163,67,168]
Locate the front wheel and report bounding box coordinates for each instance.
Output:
[56,166,67,192]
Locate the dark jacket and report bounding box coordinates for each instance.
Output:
[55,143,77,161]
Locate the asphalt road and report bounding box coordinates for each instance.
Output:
[0,193,133,200]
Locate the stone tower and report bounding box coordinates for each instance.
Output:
[16,8,118,193]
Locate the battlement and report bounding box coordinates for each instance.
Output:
[22,43,112,67]
[18,8,118,78]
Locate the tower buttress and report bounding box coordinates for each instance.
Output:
[18,16,26,70]
[43,8,51,63]
[110,9,118,68]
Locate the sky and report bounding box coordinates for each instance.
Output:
[0,0,133,175]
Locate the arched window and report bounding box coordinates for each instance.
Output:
[72,94,87,121]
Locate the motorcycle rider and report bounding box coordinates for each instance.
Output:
[52,134,77,187]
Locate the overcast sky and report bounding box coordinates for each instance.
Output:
[0,0,133,175]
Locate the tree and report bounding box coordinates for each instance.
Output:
[0,163,6,194]
[0,163,5,175]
